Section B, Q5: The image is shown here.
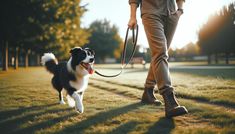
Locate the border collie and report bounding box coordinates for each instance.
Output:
[41,47,95,113]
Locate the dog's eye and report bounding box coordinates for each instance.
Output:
[87,51,91,56]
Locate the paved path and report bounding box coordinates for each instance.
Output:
[171,65,235,69]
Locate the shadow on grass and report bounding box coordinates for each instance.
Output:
[57,102,142,134]
[146,117,175,134]
[12,112,77,134]
[0,103,58,122]
[108,121,139,134]
[177,93,235,109]
[91,78,235,109]
[89,84,140,100]
[90,78,143,90]
[0,103,72,133]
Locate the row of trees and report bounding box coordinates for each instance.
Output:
[84,19,148,64]
[1,1,139,70]
[169,42,200,61]
[1,0,90,71]
[85,19,123,63]
[3,1,233,71]
[169,2,235,64]
[197,2,235,64]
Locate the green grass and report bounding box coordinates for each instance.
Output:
[93,63,235,108]
[88,78,235,132]
[0,65,235,134]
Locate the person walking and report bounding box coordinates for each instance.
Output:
[128,0,188,118]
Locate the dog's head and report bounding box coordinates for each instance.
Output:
[70,47,95,74]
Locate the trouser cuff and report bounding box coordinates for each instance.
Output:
[159,86,174,95]
[144,82,155,90]
[144,85,155,90]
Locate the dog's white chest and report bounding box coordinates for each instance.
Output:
[69,76,89,92]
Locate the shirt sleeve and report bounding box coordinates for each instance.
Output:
[176,0,185,2]
[129,0,141,7]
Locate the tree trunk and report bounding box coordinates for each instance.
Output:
[207,54,211,64]
[24,49,30,68]
[215,53,218,64]
[14,47,19,69]
[2,41,8,71]
[225,53,229,64]
[36,54,40,66]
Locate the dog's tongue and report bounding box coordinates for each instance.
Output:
[83,63,94,74]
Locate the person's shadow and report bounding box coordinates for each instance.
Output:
[56,102,175,134]
[146,117,175,134]
[57,102,142,134]
[108,121,139,134]
[108,117,175,134]
[0,103,76,134]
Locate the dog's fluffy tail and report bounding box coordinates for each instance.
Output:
[41,53,58,74]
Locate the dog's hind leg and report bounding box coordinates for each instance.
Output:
[59,91,66,105]
[52,76,65,104]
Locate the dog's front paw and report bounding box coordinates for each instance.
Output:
[75,104,84,113]
[74,97,84,113]
[72,93,84,113]
[59,100,66,105]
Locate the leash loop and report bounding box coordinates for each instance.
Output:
[95,25,139,77]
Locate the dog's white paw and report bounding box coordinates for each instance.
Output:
[59,100,66,105]
[72,93,84,113]
[67,95,75,108]
[75,104,84,113]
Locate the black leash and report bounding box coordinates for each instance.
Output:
[94,25,139,77]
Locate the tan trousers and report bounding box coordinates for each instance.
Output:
[142,13,179,95]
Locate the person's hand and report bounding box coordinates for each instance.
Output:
[176,10,183,18]
[128,17,137,29]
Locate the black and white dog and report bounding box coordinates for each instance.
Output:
[41,47,95,113]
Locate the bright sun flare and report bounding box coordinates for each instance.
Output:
[82,0,234,49]
[172,0,234,49]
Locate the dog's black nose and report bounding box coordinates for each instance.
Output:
[90,58,94,62]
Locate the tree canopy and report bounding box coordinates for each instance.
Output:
[0,0,43,51]
[198,3,235,57]
[1,0,90,59]
[42,0,90,59]
[85,19,123,63]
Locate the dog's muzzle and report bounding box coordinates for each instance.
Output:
[81,62,94,74]
[90,58,94,63]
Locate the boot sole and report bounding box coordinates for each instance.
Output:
[141,99,162,106]
[165,106,188,118]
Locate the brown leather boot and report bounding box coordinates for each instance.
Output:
[162,90,188,118]
[141,88,162,105]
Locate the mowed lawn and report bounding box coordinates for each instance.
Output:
[0,63,235,134]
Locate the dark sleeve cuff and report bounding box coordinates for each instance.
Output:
[129,0,140,7]
[176,0,185,2]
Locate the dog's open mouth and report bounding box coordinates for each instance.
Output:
[81,63,94,74]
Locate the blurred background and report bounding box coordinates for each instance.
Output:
[1,1,235,133]
[0,0,235,70]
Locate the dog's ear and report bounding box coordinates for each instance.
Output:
[70,47,86,71]
[70,47,82,54]
[91,50,95,55]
